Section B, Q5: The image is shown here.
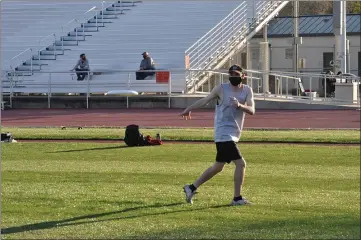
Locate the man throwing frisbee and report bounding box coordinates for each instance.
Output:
[179,65,255,206]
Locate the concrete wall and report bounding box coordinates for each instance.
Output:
[260,36,359,75]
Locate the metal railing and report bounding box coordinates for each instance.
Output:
[102,1,106,22]
[61,18,79,51]
[62,18,78,36]
[185,1,282,69]
[38,33,57,61]
[2,69,175,109]
[2,69,360,109]
[188,69,361,107]
[185,1,288,92]
[83,6,98,34]
[247,70,360,105]
[185,2,247,70]
[101,0,132,19]
[10,48,33,71]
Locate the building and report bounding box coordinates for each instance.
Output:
[235,14,360,92]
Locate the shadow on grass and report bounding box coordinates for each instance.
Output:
[127,214,360,239]
[50,145,129,153]
[49,145,163,153]
[1,202,230,235]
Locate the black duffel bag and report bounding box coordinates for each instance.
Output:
[124,125,146,147]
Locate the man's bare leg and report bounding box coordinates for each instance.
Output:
[232,158,251,205]
[193,162,225,188]
[183,162,225,204]
[233,158,246,197]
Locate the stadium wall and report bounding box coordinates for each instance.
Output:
[5,95,358,110]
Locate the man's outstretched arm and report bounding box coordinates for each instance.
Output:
[180,85,221,116]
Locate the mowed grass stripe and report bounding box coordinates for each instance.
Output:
[1,143,360,239]
[2,127,361,143]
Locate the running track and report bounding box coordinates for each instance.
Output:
[1,109,360,129]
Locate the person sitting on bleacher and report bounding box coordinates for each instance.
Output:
[322,70,336,97]
[71,53,90,81]
[136,52,156,80]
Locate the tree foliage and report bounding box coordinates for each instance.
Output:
[279,1,361,16]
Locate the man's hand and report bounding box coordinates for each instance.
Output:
[177,85,221,120]
[229,97,240,108]
[179,109,192,120]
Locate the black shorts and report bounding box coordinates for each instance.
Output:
[215,141,243,163]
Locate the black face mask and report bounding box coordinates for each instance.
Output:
[229,76,242,86]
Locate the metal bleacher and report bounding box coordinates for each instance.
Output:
[1,0,242,94]
[1,1,104,69]
[185,1,289,93]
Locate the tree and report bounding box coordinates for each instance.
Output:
[278,1,360,16]
[347,1,361,13]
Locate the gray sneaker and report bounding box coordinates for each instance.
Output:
[183,184,196,204]
[231,197,252,206]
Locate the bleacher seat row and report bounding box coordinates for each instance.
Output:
[2,0,241,94]
[1,1,288,95]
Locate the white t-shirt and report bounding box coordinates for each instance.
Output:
[214,83,251,142]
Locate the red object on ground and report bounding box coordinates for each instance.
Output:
[145,135,163,145]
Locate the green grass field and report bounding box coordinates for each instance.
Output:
[2,127,361,143]
[1,141,360,239]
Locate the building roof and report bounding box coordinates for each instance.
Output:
[256,14,360,37]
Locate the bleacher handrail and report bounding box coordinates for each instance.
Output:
[83,6,98,29]
[187,13,248,67]
[185,2,246,54]
[102,1,106,21]
[84,6,97,15]
[38,33,56,60]
[10,48,33,71]
[61,18,79,50]
[184,1,288,92]
[186,1,271,63]
[62,18,78,35]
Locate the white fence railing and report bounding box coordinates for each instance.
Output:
[185,2,247,70]
[2,69,360,109]
[37,33,57,60]
[185,1,288,92]
[62,18,79,47]
[10,48,33,71]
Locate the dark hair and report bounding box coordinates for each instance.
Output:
[80,53,85,58]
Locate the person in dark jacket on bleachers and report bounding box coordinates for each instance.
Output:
[136,52,156,80]
[71,53,90,81]
[322,70,336,97]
